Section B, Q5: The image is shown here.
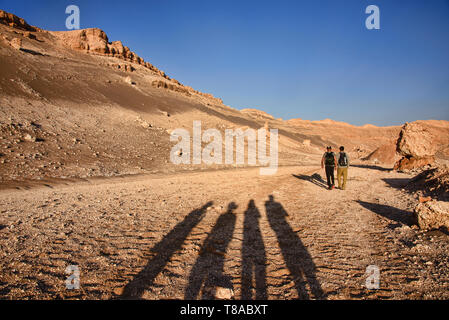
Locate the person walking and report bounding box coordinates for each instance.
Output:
[321,146,337,190]
[337,146,349,190]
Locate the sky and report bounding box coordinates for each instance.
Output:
[1,0,449,126]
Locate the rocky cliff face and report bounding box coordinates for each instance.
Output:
[414,200,449,231]
[50,27,227,105]
[0,9,40,32]
[0,9,224,106]
[52,28,169,77]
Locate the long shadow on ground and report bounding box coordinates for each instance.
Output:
[351,164,392,172]
[120,201,213,299]
[265,195,325,299]
[356,200,415,226]
[185,203,237,299]
[292,173,328,189]
[241,200,267,299]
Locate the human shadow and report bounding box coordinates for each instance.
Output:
[292,173,328,189]
[120,201,213,299]
[265,195,325,299]
[185,202,237,299]
[351,164,392,172]
[356,200,415,226]
[241,200,267,300]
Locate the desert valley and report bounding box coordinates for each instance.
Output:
[0,9,448,300]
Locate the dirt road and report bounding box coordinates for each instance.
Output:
[0,165,448,299]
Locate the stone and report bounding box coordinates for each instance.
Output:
[10,37,22,50]
[394,156,434,171]
[397,122,438,158]
[419,196,432,203]
[211,286,234,300]
[394,122,441,171]
[23,133,36,142]
[124,76,135,85]
[407,165,449,201]
[113,287,124,295]
[414,200,449,231]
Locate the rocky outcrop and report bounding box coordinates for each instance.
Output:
[181,86,223,105]
[151,80,191,96]
[394,122,437,171]
[241,109,275,120]
[107,63,135,72]
[53,28,154,68]
[409,166,449,230]
[393,156,434,171]
[0,10,40,32]
[51,28,180,82]
[1,9,224,107]
[397,122,437,158]
[50,27,224,105]
[407,165,449,201]
[414,200,449,231]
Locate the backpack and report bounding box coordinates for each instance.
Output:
[338,152,348,167]
[324,152,335,166]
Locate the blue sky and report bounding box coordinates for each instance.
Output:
[1,0,448,126]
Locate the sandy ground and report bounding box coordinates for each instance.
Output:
[1,11,448,301]
[0,164,447,300]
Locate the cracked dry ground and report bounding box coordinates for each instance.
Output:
[0,165,448,300]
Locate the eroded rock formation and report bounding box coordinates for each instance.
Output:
[0,10,40,32]
[414,200,449,231]
[394,122,437,171]
[52,28,164,74]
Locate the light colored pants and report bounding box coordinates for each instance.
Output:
[337,167,348,190]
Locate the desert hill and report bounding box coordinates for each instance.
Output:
[0,9,448,185]
[1,9,449,301]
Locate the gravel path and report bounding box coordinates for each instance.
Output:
[0,165,448,299]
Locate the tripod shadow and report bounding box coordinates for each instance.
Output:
[119,201,213,299]
[185,202,237,299]
[241,200,267,299]
[265,195,325,299]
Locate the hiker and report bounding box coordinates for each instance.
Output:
[337,146,350,190]
[321,146,337,190]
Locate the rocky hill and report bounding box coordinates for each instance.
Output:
[1,9,449,301]
[0,8,448,185]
